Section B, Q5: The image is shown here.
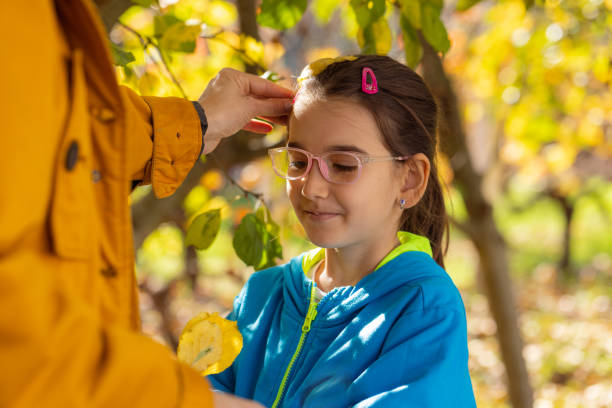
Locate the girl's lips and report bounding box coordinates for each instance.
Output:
[303,209,341,221]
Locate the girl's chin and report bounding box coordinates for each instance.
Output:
[303,231,346,249]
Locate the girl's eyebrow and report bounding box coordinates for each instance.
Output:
[287,141,367,154]
[328,145,368,154]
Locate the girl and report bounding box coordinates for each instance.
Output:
[208,55,476,407]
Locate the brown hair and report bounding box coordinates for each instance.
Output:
[296,55,449,267]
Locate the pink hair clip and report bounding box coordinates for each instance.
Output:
[361,67,378,94]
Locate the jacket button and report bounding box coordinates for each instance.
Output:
[90,106,116,123]
[65,141,79,171]
[98,108,116,123]
[101,267,117,278]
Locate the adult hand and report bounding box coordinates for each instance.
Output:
[198,68,294,155]
[212,391,266,408]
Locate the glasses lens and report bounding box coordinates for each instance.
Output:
[325,152,360,183]
[270,148,309,179]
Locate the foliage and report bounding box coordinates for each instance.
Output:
[185,209,221,250]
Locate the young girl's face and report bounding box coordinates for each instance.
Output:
[287,97,405,250]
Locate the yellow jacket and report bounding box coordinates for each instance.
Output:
[0,0,213,406]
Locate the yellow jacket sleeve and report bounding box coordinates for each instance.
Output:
[121,85,203,199]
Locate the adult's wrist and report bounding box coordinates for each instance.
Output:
[191,101,208,157]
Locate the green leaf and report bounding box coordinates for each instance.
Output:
[255,204,270,224]
[123,65,136,79]
[357,18,392,55]
[312,0,342,24]
[456,0,482,11]
[430,0,444,10]
[159,22,202,53]
[349,0,386,28]
[399,0,421,29]
[185,209,222,250]
[233,213,266,269]
[110,43,135,67]
[400,14,423,68]
[257,0,307,30]
[154,14,183,38]
[421,2,450,54]
[132,0,155,7]
[234,207,283,270]
[255,205,283,267]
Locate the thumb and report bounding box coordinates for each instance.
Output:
[248,97,293,118]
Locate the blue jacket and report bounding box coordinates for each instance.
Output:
[209,239,476,407]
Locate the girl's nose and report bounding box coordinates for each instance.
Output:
[300,158,329,199]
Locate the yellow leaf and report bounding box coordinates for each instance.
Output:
[177,312,243,376]
[577,119,604,147]
[214,31,240,49]
[543,143,576,174]
[208,0,238,26]
[241,34,265,67]
[138,71,160,95]
[305,47,341,64]
[357,18,392,55]
[593,52,610,83]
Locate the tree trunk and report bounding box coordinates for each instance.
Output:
[237,0,261,74]
[94,0,132,33]
[420,37,534,408]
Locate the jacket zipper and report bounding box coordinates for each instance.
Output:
[270,283,319,408]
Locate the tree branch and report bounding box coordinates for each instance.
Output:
[119,22,188,98]
[132,134,271,249]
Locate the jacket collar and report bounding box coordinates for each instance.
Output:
[285,232,441,328]
[301,231,433,275]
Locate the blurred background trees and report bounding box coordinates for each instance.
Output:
[96,0,612,406]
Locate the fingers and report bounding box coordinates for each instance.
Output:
[259,115,289,126]
[243,73,294,98]
[250,97,293,118]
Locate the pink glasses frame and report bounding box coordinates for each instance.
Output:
[268,147,410,185]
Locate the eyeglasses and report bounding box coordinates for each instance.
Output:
[268,147,410,184]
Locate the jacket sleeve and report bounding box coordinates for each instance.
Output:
[121,85,203,199]
[348,307,476,408]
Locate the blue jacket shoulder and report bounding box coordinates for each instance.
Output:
[392,252,466,314]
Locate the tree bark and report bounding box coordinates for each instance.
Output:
[237,0,260,41]
[420,37,534,408]
[94,0,133,33]
[237,0,261,74]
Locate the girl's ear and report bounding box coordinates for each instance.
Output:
[398,153,430,209]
